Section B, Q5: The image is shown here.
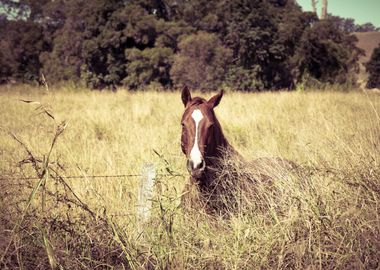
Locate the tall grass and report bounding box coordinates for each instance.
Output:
[0,85,379,269]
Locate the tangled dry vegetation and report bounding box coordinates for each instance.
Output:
[0,85,379,269]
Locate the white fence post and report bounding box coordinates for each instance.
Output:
[137,163,156,227]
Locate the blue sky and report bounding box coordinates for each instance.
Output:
[296,0,380,27]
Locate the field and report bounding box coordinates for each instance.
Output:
[354,31,380,64]
[1,85,380,269]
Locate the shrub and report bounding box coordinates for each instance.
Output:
[292,20,363,86]
[123,47,174,89]
[170,32,232,91]
[366,43,380,89]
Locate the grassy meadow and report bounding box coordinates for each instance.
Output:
[0,85,380,269]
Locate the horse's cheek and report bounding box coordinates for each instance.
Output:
[206,129,214,154]
[181,133,187,154]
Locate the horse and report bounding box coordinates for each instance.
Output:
[180,86,297,213]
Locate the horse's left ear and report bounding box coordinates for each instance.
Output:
[181,85,192,107]
[207,90,224,108]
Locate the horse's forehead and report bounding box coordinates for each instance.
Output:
[183,104,213,122]
[191,109,203,122]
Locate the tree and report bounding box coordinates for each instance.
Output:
[40,0,190,89]
[365,44,380,89]
[123,47,174,89]
[355,22,378,32]
[40,0,126,86]
[328,15,356,33]
[0,0,366,90]
[311,0,317,14]
[217,0,284,90]
[276,9,318,88]
[291,19,363,85]
[321,0,327,20]
[0,19,44,82]
[310,0,328,20]
[170,32,232,90]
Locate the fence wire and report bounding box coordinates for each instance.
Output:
[0,173,184,181]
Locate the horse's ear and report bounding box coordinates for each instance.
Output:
[207,90,223,108]
[181,85,192,107]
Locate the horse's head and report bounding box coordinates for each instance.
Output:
[180,86,224,179]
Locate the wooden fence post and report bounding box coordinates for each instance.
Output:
[137,163,156,227]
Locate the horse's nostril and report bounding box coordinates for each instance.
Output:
[187,160,193,172]
[193,160,205,171]
[187,159,205,172]
[199,160,205,170]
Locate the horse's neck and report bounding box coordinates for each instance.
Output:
[213,120,231,154]
[201,124,237,187]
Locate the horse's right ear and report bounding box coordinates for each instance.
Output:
[207,90,223,108]
[181,85,191,107]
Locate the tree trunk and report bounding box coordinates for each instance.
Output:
[321,0,328,20]
[311,0,318,15]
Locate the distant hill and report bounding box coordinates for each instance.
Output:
[353,32,380,89]
[354,32,380,63]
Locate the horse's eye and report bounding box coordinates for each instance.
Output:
[207,123,215,129]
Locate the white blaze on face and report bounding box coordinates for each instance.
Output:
[190,109,204,169]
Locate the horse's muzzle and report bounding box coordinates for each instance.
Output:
[187,159,206,178]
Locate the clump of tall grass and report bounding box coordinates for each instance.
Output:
[0,101,137,269]
[180,142,380,268]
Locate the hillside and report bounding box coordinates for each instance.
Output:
[354,31,380,63]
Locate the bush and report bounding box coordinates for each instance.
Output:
[292,20,363,86]
[366,44,380,89]
[0,20,43,83]
[170,32,232,91]
[123,47,174,89]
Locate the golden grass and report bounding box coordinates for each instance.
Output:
[0,85,379,269]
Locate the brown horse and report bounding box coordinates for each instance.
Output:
[180,86,232,189]
[180,86,297,212]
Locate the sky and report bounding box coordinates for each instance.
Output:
[296,0,380,27]
[0,1,379,27]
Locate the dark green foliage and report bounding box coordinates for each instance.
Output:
[365,44,380,89]
[38,0,191,89]
[42,0,126,87]
[355,22,379,32]
[292,19,363,85]
[0,19,43,82]
[0,0,366,90]
[327,15,380,33]
[123,47,174,89]
[170,32,232,90]
[220,0,280,90]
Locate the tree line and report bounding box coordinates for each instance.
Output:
[0,0,373,91]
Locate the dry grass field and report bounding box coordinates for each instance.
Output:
[0,85,380,269]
